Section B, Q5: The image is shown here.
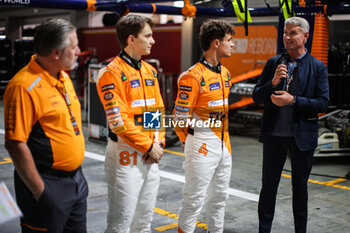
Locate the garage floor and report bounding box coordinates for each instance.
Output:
[1,100,350,233]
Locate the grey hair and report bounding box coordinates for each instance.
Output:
[285,17,309,33]
[34,18,76,56]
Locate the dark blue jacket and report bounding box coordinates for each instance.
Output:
[253,52,329,151]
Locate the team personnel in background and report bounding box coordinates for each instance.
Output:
[4,18,88,233]
[173,20,235,233]
[253,17,329,233]
[96,15,164,233]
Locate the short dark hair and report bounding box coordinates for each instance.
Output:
[199,19,234,51]
[34,18,76,56]
[116,15,154,49]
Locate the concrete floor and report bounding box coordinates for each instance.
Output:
[1,100,350,233]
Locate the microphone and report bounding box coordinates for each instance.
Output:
[280,48,290,90]
[280,48,290,65]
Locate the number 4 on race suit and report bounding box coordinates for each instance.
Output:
[198,143,208,156]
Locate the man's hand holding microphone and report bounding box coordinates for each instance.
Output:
[271,48,295,107]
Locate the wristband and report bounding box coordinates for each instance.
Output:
[290,95,297,106]
[147,144,153,152]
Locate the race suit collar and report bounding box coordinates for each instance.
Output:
[199,56,221,73]
[119,50,142,70]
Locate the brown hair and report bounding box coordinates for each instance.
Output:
[199,19,234,51]
[116,15,154,49]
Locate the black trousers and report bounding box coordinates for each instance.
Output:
[14,168,89,233]
[258,136,314,233]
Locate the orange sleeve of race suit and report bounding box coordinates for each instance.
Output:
[97,69,153,153]
[173,73,200,143]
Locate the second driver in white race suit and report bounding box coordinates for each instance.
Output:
[174,20,235,233]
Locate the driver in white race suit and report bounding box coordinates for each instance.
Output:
[96,15,164,233]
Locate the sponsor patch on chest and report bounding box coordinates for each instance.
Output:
[131,98,156,107]
[209,82,221,91]
[208,99,228,107]
[130,79,140,88]
[145,79,155,86]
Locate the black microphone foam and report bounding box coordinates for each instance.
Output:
[280,48,290,65]
[279,48,290,91]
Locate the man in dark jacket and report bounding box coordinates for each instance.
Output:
[253,16,329,233]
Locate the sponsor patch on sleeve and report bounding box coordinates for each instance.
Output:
[107,113,122,122]
[104,100,118,108]
[176,105,190,112]
[104,92,114,100]
[106,107,120,116]
[177,100,190,106]
[174,111,189,121]
[109,114,126,134]
[101,84,115,92]
[111,124,127,134]
[179,92,189,100]
[179,85,192,91]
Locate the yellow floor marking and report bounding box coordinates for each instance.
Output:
[281,173,291,179]
[164,149,184,156]
[154,208,178,219]
[0,157,12,164]
[282,173,350,190]
[308,179,350,190]
[154,207,207,231]
[323,178,347,185]
[154,222,178,231]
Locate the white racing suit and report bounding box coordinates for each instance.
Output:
[179,127,232,233]
[97,51,165,233]
[104,138,159,233]
[174,59,233,233]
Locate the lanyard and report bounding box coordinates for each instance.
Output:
[56,81,80,135]
[285,62,297,92]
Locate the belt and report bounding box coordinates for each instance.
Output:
[38,166,80,178]
[188,128,194,135]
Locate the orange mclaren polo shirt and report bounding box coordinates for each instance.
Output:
[4,55,85,172]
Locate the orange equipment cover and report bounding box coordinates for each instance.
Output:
[222,25,277,78]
